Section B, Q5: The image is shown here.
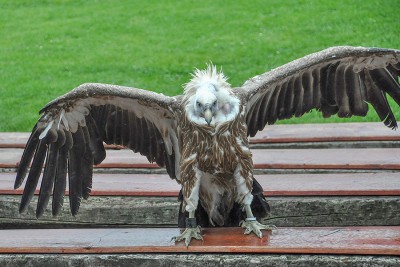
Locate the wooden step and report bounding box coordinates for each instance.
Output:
[3,173,399,228]
[2,123,399,148]
[252,122,400,143]
[3,195,399,228]
[2,147,400,170]
[0,226,399,255]
[3,172,400,197]
[1,125,399,229]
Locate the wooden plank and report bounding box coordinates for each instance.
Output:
[251,122,400,143]
[2,123,399,148]
[2,172,400,197]
[0,226,399,255]
[0,133,28,148]
[2,147,400,170]
[2,195,399,228]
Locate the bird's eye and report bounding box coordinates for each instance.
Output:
[212,101,217,107]
[196,101,201,107]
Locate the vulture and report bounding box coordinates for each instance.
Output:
[15,46,400,246]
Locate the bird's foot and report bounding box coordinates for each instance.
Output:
[240,217,276,238]
[172,226,203,247]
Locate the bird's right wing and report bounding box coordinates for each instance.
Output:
[15,83,182,217]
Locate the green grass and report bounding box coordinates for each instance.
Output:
[1,0,399,131]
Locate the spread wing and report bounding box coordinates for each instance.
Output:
[14,83,181,217]
[234,46,400,137]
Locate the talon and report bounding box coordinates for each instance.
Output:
[240,218,276,238]
[173,226,203,247]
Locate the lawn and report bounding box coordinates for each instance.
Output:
[1,0,399,131]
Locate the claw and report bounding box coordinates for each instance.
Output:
[240,218,276,238]
[172,226,203,247]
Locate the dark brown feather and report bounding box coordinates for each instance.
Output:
[301,70,314,114]
[14,125,40,189]
[265,82,281,127]
[19,139,48,213]
[311,67,322,110]
[335,64,352,117]
[248,92,264,134]
[321,62,340,117]
[52,146,68,216]
[113,107,122,145]
[283,77,295,118]
[51,130,72,216]
[128,111,141,153]
[363,70,397,129]
[293,75,305,117]
[369,67,400,106]
[121,109,130,147]
[86,115,106,165]
[81,126,93,199]
[345,66,368,116]
[254,88,274,134]
[68,127,85,216]
[36,143,59,218]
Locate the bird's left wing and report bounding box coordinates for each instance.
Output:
[234,46,400,137]
[14,83,181,217]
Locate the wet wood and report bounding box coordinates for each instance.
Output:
[3,172,400,197]
[0,226,399,255]
[2,123,399,148]
[2,147,400,170]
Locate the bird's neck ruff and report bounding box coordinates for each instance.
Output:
[183,65,240,127]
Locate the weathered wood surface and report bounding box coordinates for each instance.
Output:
[252,122,400,143]
[2,195,399,228]
[2,147,400,170]
[1,254,399,267]
[4,172,400,197]
[1,226,399,255]
[2,123,399,148]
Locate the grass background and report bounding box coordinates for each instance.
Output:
[1,0,399,132]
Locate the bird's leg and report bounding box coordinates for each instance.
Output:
[240,204,276,238]
[234,163,276,237]
[172,210,203,247]
[173,168,203,246]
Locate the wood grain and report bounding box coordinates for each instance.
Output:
[3,172,400,197]
[0,226,399,255]
[2,147,400,170]
[2,195,399,228]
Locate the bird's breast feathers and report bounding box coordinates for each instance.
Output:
[179,104,251,175]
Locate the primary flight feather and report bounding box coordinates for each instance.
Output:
[15,46,400,246]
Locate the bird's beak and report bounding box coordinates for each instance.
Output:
[204,109,213,126]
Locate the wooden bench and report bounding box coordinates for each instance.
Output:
[0,123,399,266]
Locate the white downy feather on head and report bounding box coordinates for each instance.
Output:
[183,64,240,127]
[183,64,231,97]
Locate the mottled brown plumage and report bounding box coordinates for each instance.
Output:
[177,103,254,225]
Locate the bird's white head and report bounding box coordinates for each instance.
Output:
[183,64,240,126]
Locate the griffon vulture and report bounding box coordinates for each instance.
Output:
[15,46,400,246]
